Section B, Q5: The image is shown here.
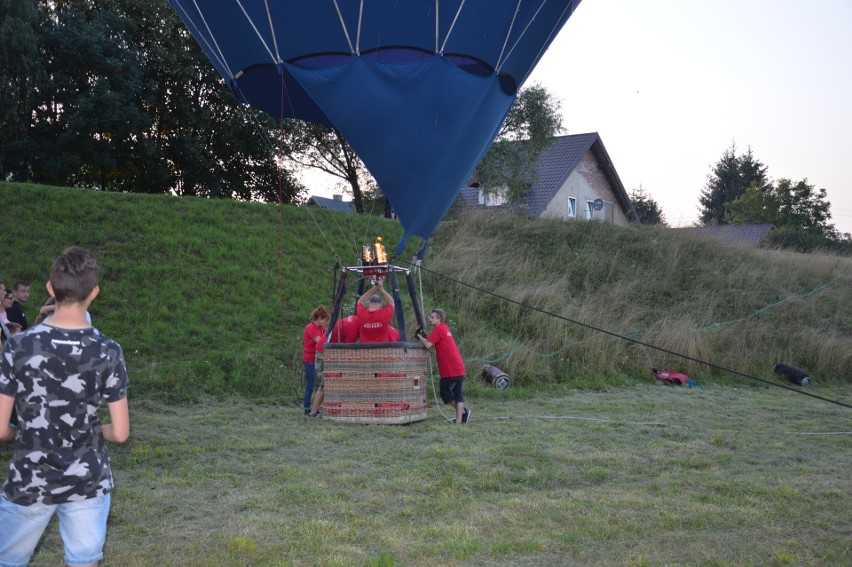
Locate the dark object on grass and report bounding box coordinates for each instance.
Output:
[773,363,810,386]
[652,368,689,385]
[482,365,512,390]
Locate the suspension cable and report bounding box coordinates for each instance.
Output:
[406,262,851,410]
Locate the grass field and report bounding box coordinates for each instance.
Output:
[1,182,850,566]
[5,380,849,566]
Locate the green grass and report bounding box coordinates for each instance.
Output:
[5,381,849,566]
[2,181,418,402]
[3,181,850,399]
[429,211,852,385]
[1,181,851,564]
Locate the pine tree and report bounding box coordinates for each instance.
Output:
[629,185,666,225]
[698,143,767,225]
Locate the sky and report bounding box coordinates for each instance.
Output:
[304,0,852,235]
[526,0,852,234]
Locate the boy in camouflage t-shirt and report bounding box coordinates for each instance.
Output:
[0,246,130,567]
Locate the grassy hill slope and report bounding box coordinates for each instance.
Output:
[3,181,411,402]
[426,212,851,387]
[3,182,850,406]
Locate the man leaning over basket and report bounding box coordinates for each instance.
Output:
[417,308,470,424]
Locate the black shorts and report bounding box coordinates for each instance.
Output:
[439,376,465,404]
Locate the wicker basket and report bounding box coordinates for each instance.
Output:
[321,342,429,424]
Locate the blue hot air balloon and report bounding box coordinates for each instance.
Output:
[169,0,584,250]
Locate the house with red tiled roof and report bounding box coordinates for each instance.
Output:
[457,132,638,226]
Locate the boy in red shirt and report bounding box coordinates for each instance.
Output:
[417,308,470,424]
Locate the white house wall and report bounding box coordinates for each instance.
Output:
[541,152,630,226]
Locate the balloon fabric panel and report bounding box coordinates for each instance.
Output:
[168,0,585,242]
[287,56,513,240]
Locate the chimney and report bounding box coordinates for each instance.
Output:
[333,194,342,201]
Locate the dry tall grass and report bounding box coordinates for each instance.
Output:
[420,211,852,386]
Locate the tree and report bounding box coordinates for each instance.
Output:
[629,185,666,225]
[32,0,150,189]
[474,83,563,203]
[726,178,840,249]
[5,0,303,203]
[283,121,375,213]
[0,0,43,180]
[698,143,767,226]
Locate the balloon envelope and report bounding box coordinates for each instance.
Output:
[170,0,584,242]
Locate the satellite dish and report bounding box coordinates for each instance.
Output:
[592,198,604,211]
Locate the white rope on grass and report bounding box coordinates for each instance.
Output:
[490,415,687,427]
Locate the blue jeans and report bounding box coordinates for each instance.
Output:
[0,493,111,567]
[303,361,316,411]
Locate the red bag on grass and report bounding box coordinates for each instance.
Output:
[652,368,689,385]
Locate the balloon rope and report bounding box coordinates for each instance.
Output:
[416,260,452,421]
[362,189,379,247]
[262,0,281,63]
[409,262,852,411]
[332,0,356,54]
[234,0,277,62]
[517,0,581,84]
[497,0,549,74]
[188,0,235,78]
[176,1,233,77]
[439,0,467,55]
[277,74,288,339]
[305,206,340,258]
[320,204,358,260]
[495,0,521,68]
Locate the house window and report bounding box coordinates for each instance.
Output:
[478,189,507,207]
[586,199,615,222]
[567,197,576,218]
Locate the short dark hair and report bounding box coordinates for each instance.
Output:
[13,281,28,291]
[50,247,99,303]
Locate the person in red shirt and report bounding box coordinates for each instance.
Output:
[356,280,394,342]
[327,315,359,343]
[387,325,400,342]
[302,305,329,414]
[417,308,470,424]
[307,314,359,417]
